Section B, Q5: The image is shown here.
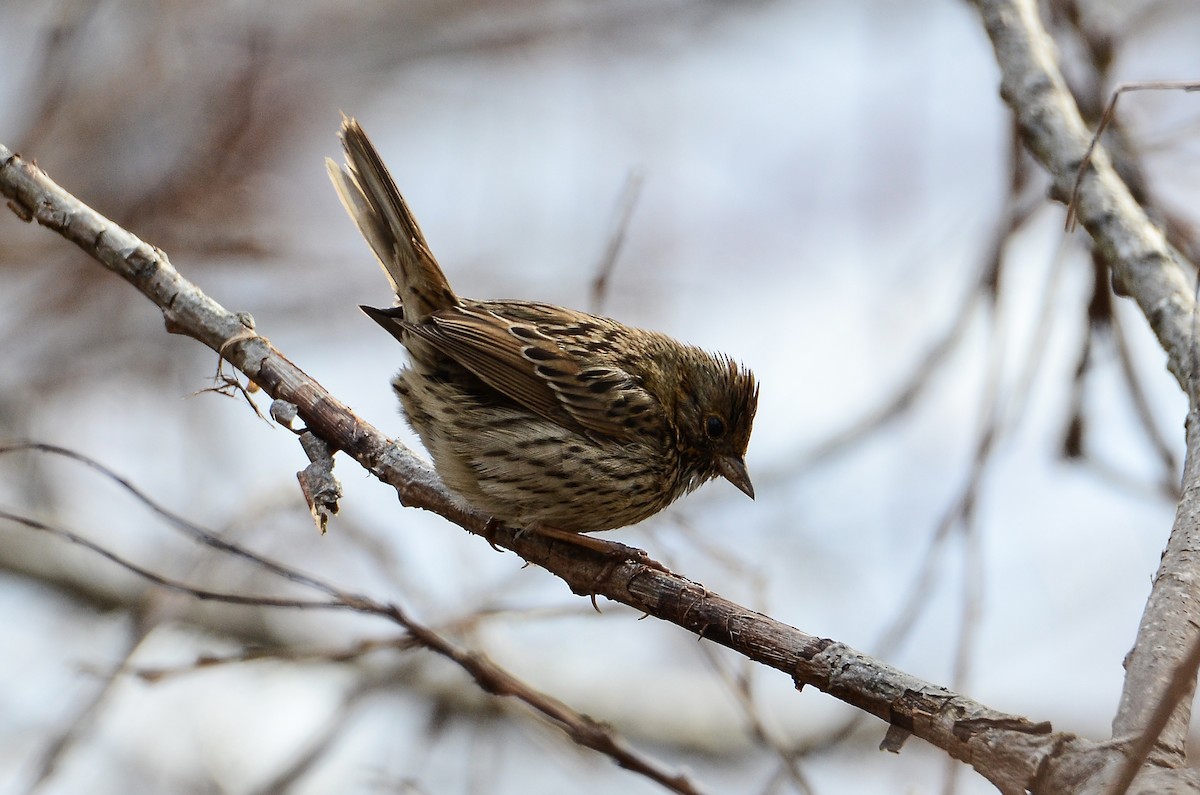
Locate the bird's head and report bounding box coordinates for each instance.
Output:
[672,352,759,499]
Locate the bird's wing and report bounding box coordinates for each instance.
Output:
[404,304,660,442]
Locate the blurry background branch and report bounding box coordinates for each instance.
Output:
[0,440,707,795]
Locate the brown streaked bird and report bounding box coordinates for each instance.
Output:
[326,117,758,538]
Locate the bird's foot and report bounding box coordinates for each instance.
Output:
[531,526,668,573]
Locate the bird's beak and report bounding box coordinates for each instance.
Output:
[717,455,755,500]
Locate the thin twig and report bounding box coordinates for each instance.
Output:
[0,445,708,795]
[1066,80,1200,232]
[1107,307,1181,499]
[589,169,644,314]
[129,637,416,682]
[0,441,344,598]
[0,509,347,611]
[23,626,146,795]
[694,640,815,795]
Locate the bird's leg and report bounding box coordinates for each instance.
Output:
[531,526,669,573]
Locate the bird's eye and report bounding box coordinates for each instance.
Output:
[705,415,726,439]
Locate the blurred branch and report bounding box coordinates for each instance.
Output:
[589,169,643,314]
[130,637,416,682]
[24,623,146,795]
[794,171,1038,473]
[0,444,706,795]
[693,641,815,795]
[795,278,984,471]
[1109,305,1181,499]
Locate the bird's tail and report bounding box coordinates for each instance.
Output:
[326,116,458,319]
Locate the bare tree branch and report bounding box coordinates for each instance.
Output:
[1104,592,1200,795]
[973,0,1197,393]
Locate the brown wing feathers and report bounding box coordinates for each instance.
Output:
[379,305,655,443]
